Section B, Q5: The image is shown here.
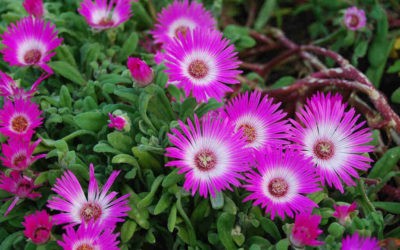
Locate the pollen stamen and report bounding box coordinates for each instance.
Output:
[80,202,102,223]
[313,140,335,160]
[76,243,95,250]
[239,124,257,143]
[24,49,42,64]
[268,177,289,197]
[188,60,209,79]
[11,115,29,133]
[194,149,217,171]
[175,26,189,37]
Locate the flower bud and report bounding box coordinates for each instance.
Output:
[108,111,131,132]
[23,0,44,18]
[127,57,154,87]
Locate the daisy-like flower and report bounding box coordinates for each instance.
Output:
[0,98,43,139]
[165,115,251,198]
[78,0,133,30]
[57,221,119,250]
[344,6,367,31]
[0,71,50,100]
[23,0,44,18]
[289,92,373,193]
[1,17,63,73]
[164,28,242,102]
[1,138,46,171]
[341,232,380,250]
[333,202,357,225]
[290,212,323,248]
[243,149,320,219]
[22,210,53,245]
[151,0,216,45]
[127,57,154,87]
[223,91,289,151]
[0,171,41,216]
[47,163,130,228]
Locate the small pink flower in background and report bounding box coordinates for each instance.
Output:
[290,212,323,248]
[0,98,43,139]
[151,0,216,45]
[0,171,41,216]
[333,202,357,225]
[0,17,63,73]
[108,111,130,131]
[154,50,165,65]
[47,163,130,228]
[22,210,52,244]
[341,232,380,250]
[289,92,373,193]
[165,115,251,198]
[243,149,320,219]
[0,71,50,100]
[164,28,242,103]
[1,138,46,171]
[127,57,154,87]
[344,6,367,31]
[23,0,44,18]
[78,0,133,30]
[58,221,120,250]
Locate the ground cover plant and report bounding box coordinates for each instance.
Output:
[0,0,399,249]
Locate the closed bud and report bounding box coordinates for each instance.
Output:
[127,57,154,87]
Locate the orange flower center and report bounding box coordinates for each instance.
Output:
[99,17,114,26]
[194,149,217,171]
[268,177,289,197]
[239,123,256,143]
[175,26,189,37]
[76,243,95,250]
[24,49,42,64]
[188,60,209,79]
[11,115,29,133]
[80,202,102,223]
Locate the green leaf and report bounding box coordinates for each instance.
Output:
[74,111,107,132]
[373,202,400,214]
[368,147,400,179]
[137,175,164,208]
[276,239,289,250]
[259,217,281,241]
[328,222,345,238]
[49,61,86,86]
[98,74,132,85]
[254,0,276,30]
[154,192,172,215]
[270,76,296,89]
[59,85,72,109]
[93,142,122,155]
[107,132,133,153]
[391,87,400,104]
[162,168,184,187]
[168,204,177,232]
[0,231,23,250]
[121,220,137,243]
[55,45,77,67]
[210,191,224,209]
[112,154,139,167]
[118,33,139,62]
[217,212,236,250]
[387,60,400,73]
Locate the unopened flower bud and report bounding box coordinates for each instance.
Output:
[127,57,154,87]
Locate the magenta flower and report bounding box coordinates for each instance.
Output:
[127,57,154,87]
[23,0,44,18]
[151,0,216,45]
[243,149,320,219]
[289,92,373,193]
[290,213,323,248]
[341,232,380,250]
[223,91,289,151]
[164,28,242,102]
[333,202,357,225]
[22,210,52,245]
[154,50,165,65]
[0,138,46,171]
[108,113,127,131]
[0,171,41,216]
[47,163,130,228]
[0,71,50,100]
[78,0,133,30]
[1,17,63,73]
[57,221,119,250]
[0,98,43,139]
[165,115,251,198]
[344,6,367,31]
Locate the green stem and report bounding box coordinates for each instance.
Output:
[176,193,197,246]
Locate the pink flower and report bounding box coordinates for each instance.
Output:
[22,210,52,244]
[151,0,216,45]
[0,71,50,100]
[23,0,44,18]
[0,98,43,139]
[333,202,357,225]
[344,6,367,31]
[290,212,323,247]
[0,138,46,171]
[47,163,130,228]
[223,91,289,151]
[1,17,63,73]
[127,57,154,87]
[243,149,321,219]
[154,50,165,65]
[57,221,119,250]
[289,92,373,193]
[341,232,380,250]
[164,28,242,102]
[165,114,251,198]
[78,0,133,30]
[0,171,41,216]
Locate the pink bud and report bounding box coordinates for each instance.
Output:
[333,202,357,225]
[23,0,44,18]
[127,57,154,87]
[22,210,52,244]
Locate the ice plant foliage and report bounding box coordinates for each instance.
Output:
[333,202,357,225]
[22,210,53,245]
[47,164,130,228]
[165,115,251,198]
[290,212,323,248]
[344,6,367,31]
[341,232,380,250]
[164,28,242,102]
[289,92,373,193]
[243,149,320,219]
[23,0,44,18]
[57,222,120,250]
[78,0,133,30]
[223,91,289,151]
[0,17,62,73]
[127,57,154,87]
[151,0,216,45]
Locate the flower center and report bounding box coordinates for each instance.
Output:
[99,17,114,26]
[313,140,335,160]
[24,49,42,64]
[16,178,34,197]
[268,177,289,197]
[194,149,217,171]
[291,226,310,247]
[80,202,102,223]
[188,60,209,79]
[349,15,359,27]
[175,26,189,37]
[11,115,29,133]
[13,154,27,168]
[33,226,50,243]
[76,243,95,250]
[238,123,256,143]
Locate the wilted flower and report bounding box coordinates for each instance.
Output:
[23,0,44,18]
[341,232,380,250]
[127,57,153,87]
[333,202,357,225]
[22,210,52,244]
[290,212,323,248]
[344,6,367,31]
